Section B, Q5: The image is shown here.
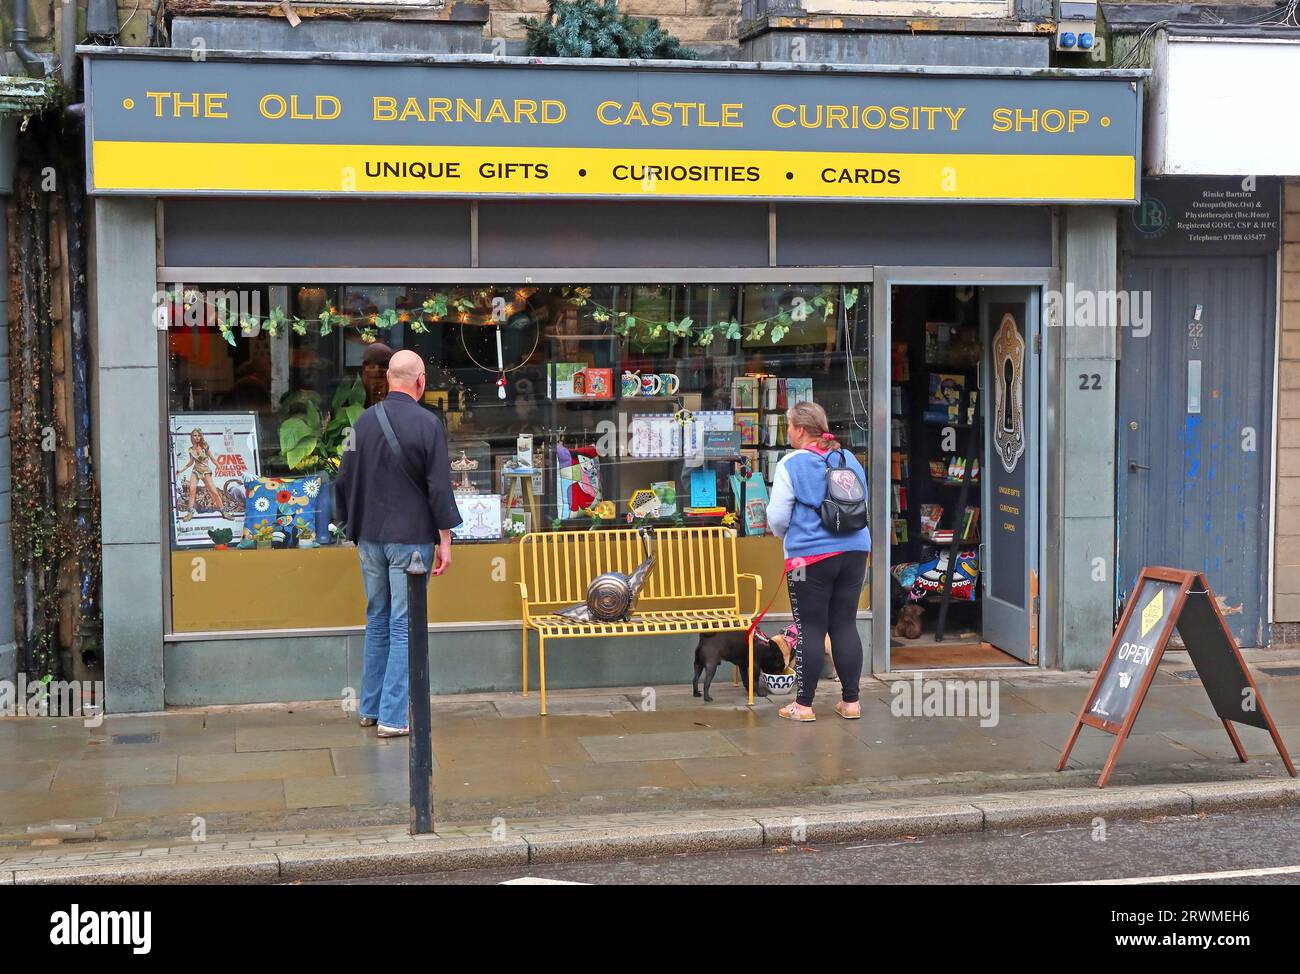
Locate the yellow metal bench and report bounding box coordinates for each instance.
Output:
[517,526,763,715]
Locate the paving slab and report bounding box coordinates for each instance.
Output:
[284,772,414,810]
[0,789,118,827]
[0,761,58,793]
[579,729,742,763]
[494,695,636,717]
[115,779,286,817]
[234,724,383,753]
[542,760,695,795]
[51,755,179,791]
[178,749,336,784]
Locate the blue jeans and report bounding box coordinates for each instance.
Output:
[358,540,434,729]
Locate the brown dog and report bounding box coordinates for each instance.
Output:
[893,603,925,640]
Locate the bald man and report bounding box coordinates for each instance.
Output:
[334,349,462,737]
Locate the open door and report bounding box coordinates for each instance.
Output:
[980,287,1040,663]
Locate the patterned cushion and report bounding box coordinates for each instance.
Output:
[240,475,322,548]
[314,474,334,545]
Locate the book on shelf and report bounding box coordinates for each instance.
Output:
[890,417,907,450]
[891,342,910,382]
[891,385,907,416]
[891,451,910,481]
[919,503,943,537]
[961,506,980,540]
[891,517,909,545]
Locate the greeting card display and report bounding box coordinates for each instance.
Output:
[784,378,814,406]
[735,412,760,447]
[452,493,503,541]
[729,470,769,536]
[628,414,681,458]
[731,376,758,410]
[683,410,734,458]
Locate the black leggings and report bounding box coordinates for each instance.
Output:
[787,551,868,707]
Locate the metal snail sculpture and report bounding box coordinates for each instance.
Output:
[556,526,657,624]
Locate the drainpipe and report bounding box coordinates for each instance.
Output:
[11,0,49,77]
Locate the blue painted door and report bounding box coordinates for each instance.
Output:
[1117,255,1275,646]
[981,287,1040,664]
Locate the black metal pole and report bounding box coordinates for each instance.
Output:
[406,550,433,835]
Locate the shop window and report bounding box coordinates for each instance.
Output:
[162,281,870,631]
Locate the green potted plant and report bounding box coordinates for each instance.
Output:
[277,378,365,474]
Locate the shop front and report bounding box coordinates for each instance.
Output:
[82,48,1143,711]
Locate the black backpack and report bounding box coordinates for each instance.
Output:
[799,449,868,534]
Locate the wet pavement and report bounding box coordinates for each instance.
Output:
[1,653,1298,852]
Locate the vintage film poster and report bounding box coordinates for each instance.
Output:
[169,412,261,547]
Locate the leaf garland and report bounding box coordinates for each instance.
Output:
[163,285,860,350]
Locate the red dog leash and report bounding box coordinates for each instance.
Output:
[747,569,789,639]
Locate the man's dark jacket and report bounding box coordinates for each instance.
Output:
[334,392,462,543]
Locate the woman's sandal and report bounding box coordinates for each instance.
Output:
[835,702,862,720]
[778,702,816,722]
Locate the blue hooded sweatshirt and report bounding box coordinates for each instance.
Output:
[766,446,871,560]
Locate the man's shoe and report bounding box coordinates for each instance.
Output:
[377,724,409,738]
[359,717,377,727]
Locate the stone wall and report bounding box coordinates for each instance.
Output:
[1272,179,1300,633]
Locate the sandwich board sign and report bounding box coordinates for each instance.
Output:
[1058,567,1297,788]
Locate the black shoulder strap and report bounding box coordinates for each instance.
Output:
[375,401,428,497]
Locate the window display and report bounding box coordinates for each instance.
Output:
[163,280,870,630]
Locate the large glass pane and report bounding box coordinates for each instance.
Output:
[162,281,870,630]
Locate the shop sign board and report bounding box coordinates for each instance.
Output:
[1121,176,1282,256]
[1058,567,1296,787]
[83,52,1143,204]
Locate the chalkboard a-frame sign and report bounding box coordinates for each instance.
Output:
[1058,567,1297,788]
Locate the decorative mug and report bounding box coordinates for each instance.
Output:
[640,373,663,397]
[659,373,680,396]
[621,371,641,398]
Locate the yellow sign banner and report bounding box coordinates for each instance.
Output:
[92,141,1136,201]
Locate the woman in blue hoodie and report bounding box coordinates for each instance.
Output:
[766,401,871,721]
